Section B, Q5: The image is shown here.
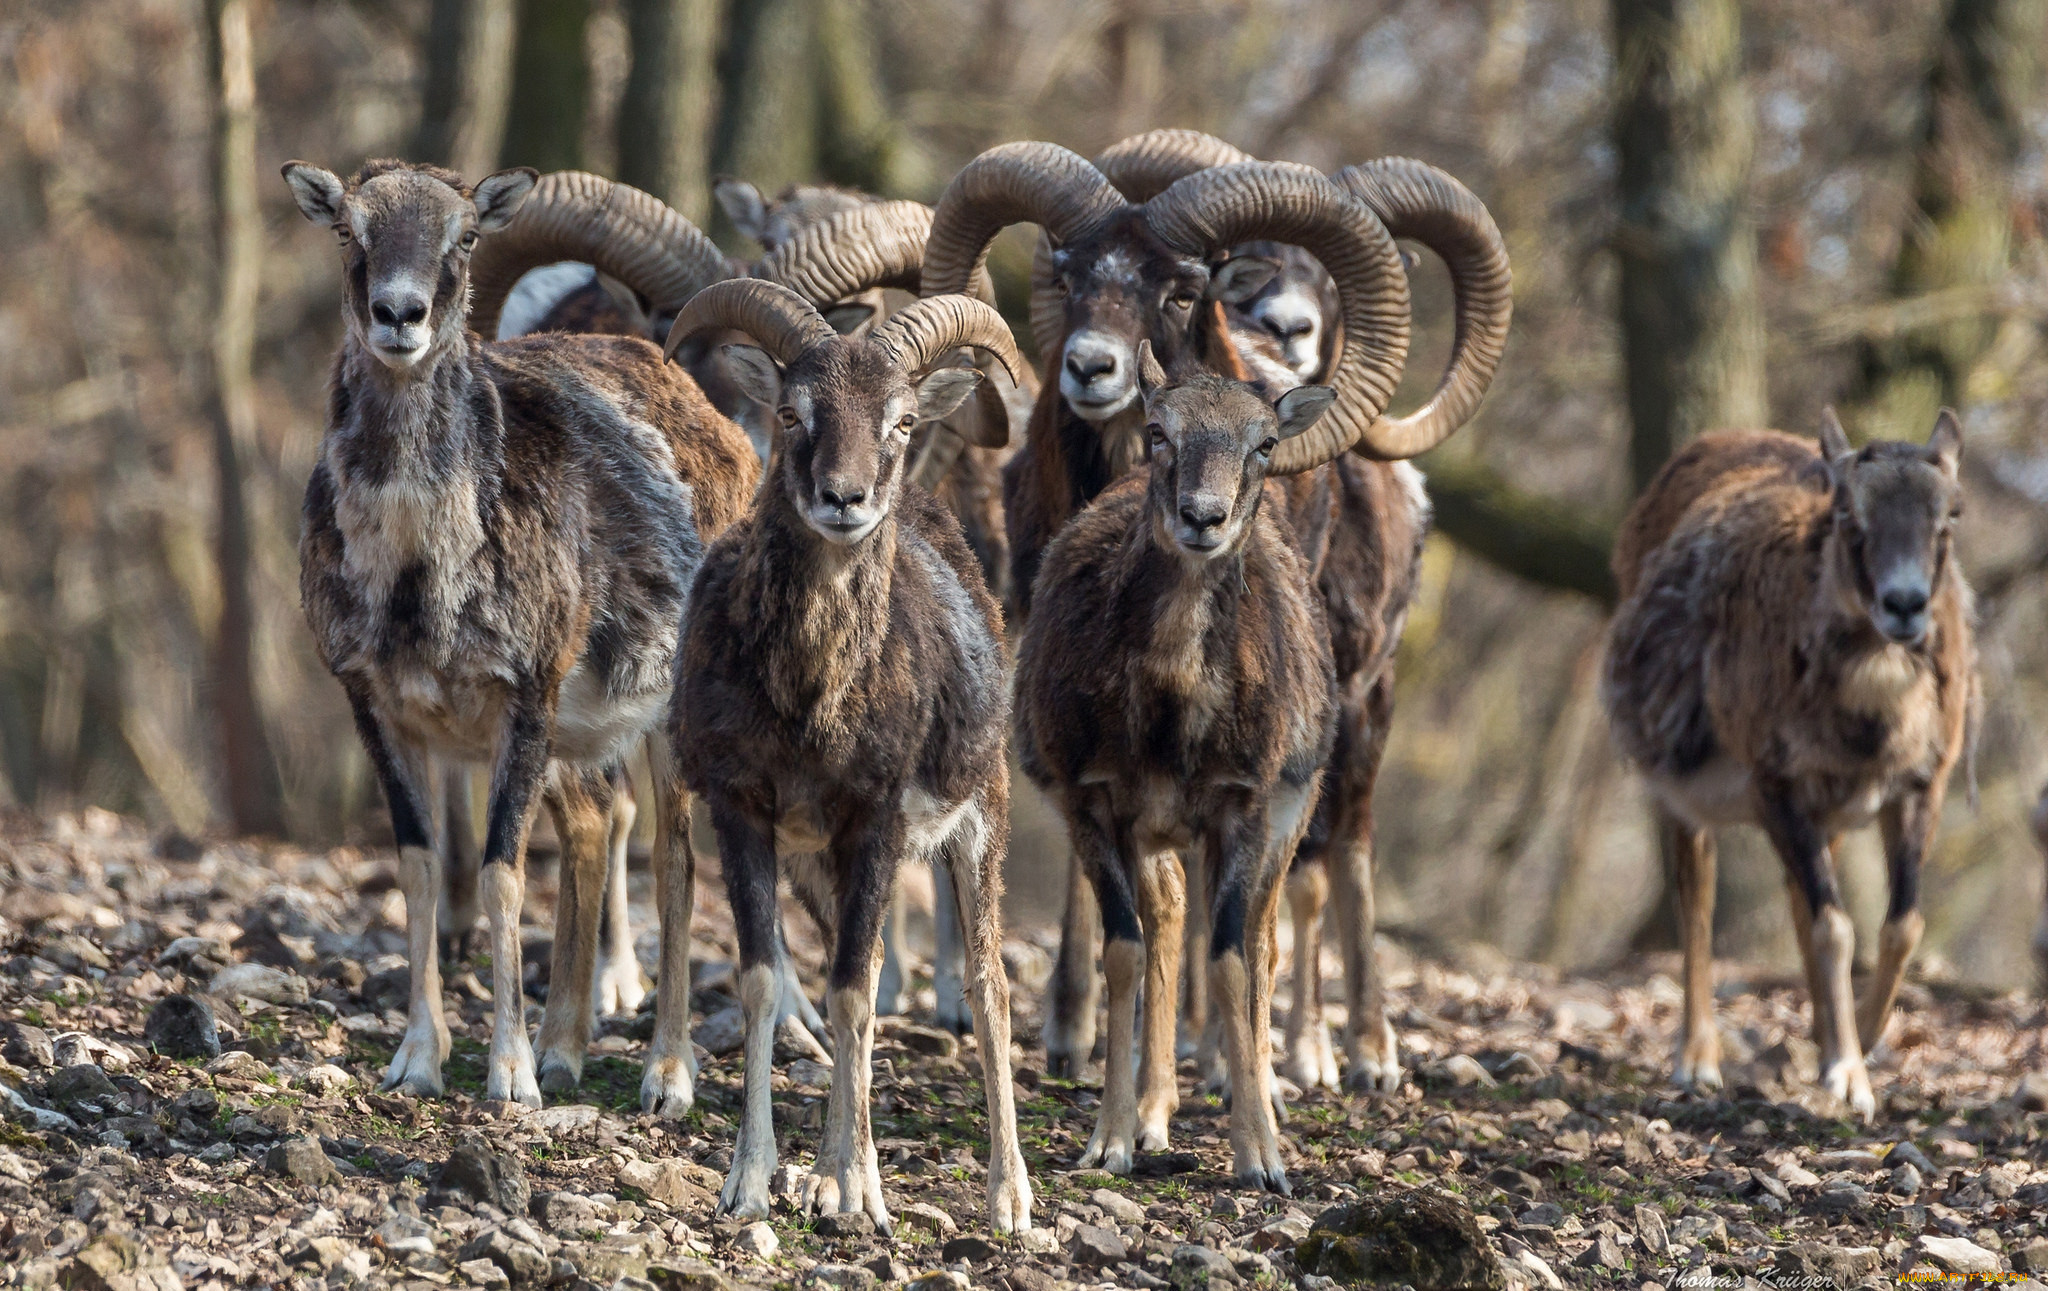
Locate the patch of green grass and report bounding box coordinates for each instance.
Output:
[18,1006,44,1027]
[194,1192,232,1208]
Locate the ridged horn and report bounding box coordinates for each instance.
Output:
[469,171,734,339]
[1334,158,1512,458]
[921,142,1125,304]
[1145,161,1411,471]
[1028,129,1255,358]
[662,279,835,368]
[754,200,997,307]
[873,296,1021,450]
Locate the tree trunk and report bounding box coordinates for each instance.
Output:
[1853,0,2045,438]
[1423,458,1618,605]
[711,0,818,221]
[414,0,518,179]
[206,0,286,837]
[616,0,722,220]
[815,0,923,194]
[500,0,592,173]
[1611,0,1766,493]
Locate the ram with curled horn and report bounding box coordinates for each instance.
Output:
[660,279,1033,1236]
[925,138,1512,1100]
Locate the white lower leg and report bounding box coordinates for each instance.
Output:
[480,864,540,1107]
[804,974,890,1232]
[386,845,452,1096]
[1283,866,1335,1090]
[932,865,969,1034]
[594,794,645,1016]
[1810,905,1873,1118]
[1216,948,1287,1193]
[718,965,778,1219]
[1078,939,1141,1175]
[641,808,696,1115]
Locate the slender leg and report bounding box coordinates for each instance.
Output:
[801,797,903,1233]
[876,885,909,1017]
[1282,859,1337,1091]
[593,765,647,1017]
[642,735,698,1114]
[1043,853,1101,1078]
[1179,852,1210,1063]
[774,921,830,1048]
[348,688,450,1098]
[1756,780,1872,1119]
[1859,793,1933,1054]
[931,864,970,1035]
[1070,789,1140,1174]
[475,685,558,1108]
[1333,676,1399,1093]
[537,768,614,1092]
[1135,848,1184,1152]
[440,761,481,962]
[1212,795,1290,1195]
[1666,808,1722,1092]
[945,782,1032,1233]
[712,788,779,1214]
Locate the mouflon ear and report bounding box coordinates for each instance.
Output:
[1274,386,1337,442]
[915,366,984,423]
[1136,339,1168,397]
[721,344,783,408]
[714,178,771,246]
[1818,405,1853,462]
[1927,407,1962,476]
[281,162,346,226]
[472,168,538,232]
[1208,254,1281,305]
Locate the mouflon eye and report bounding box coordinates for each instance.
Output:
[777,406,800,428]
[459,229,479,250]
[1258,436,1278,456]
[1148,425,1167,447]
[334,225,352,245]
[899,413,918,431]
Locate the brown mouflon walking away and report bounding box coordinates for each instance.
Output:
[923,134,1510,1094]
[283,159,758,1110]
[1603,408,1978,1118]
[665,280,1032,1234]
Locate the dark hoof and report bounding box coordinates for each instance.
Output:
[1045,1052,1078,1080]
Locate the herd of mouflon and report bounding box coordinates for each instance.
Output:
[5,126,2041,1290]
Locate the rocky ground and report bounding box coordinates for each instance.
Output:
[4,806,2048,1291]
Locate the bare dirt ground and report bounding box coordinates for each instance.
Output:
[4,806,2048,1291]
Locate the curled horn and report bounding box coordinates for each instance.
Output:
[1027,129,1254,358]
[873,296,1024,449]
[1334,159,1512,457]
[663,279,836,368]
[753,200,997,307]
[1145,161,1411,471]
[921,141,1125,307]
[470,171,734,339]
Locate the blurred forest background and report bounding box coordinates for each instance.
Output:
[3,0,2048,988]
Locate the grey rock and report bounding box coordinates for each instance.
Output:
[863,1255,910,1283]
[373,1214,436,1256]
[1575,1234,1628,1270]
[459,1228,550,1285]
[48,1063,118,1106]
[812,1211,874,1240]
[61,1231,183,1291]
[940,1234,996,1262]
[731,1222,778,1258]
[1890,1162,1924,1197]
[1250,1214,1311,1251]
[1090,1186,1147,1225]
[267,1135,341,1187]
[1811,1180,1872,1215]
[3,1084,83,1136]
[143,996,220,1061]
[1889,1141,1936,1175]
[0,1022,54,1069]
[439,1136,532,1215]
[1495,1051,1546,1080]
[1069,1223,1128,1266]
[41,933,111,975]
[2010,1238,2048,1274]
[1669,1214,1728,1251]
[1773,1243,1880,1285]
[533,1191,606,1236]
[808,1264,876,1289]
[459,1257,512,1288]
[1168,1244,1240,1289]
[208,962,309,1005]
[905,1273,969,1291]
[288,1236,354,1270]
[1518,1203,1565,1229]
[1917,1235,2000,1275]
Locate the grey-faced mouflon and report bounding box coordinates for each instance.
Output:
[664,279,1033,1234]
[1603,408,1978,1118]
[1013,297,1405,1192]
[923,134,1512,1094]
[473,180,1020,1038]
[282,158,759,1112]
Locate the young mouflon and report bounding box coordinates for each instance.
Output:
[1603,407,1978,1118]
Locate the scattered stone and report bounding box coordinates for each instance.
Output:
[459,1257,512,1288]
[47,1063,118,1105]
[42,933,112,974]
[905,1273,969,1291]
[1889,1141,1936,1174]
[1549,997,1616,1032]
[204,1050,271,1082]
[1812,1149,1883,1172]
[2014,1071,2048,1113]
[2011,1238,2048,1274]
[1776,1161,1822,1188]
[1933,1137,1979,1163]
[1517,1203,1564,1229]
[1890,1161,1924,1197]
[1090,1187,1147,1225]
[62,1231,182,1291]
[891,1025,960,1059]
[1429,1054,1497,1088]
[1754,1037,1820,1084]
[1015,1228,1060,1255]
[142,996,220,1061]
[616,1157,717,1209]
[1574,1234,1627,1270]
[534,1191,606,1236]
[1773,1244,1880,1285]
[1669,1214,1727,1251]
[1918,1235,2000,1276]
[373,1214,436,1256]
[1294,1189,1507,1290]
[459,1228,550,1285]
[288,1235,354,1270]
[1494,1051,1545,1080]
[156,937,232,969]
[266,1135,341,1187]
[901,1202,959,1238]
[865,1255,911,1284]
[814,1211,874,1240]
[732,1222,778,1258]
[788,1058,833,1089]
[1812,1179,1871,1215]
[940,1235,996,1263]
[1069,1223,1127,1266]
[1251,1214,1311,1250]
[208,962,310,1005]
[292,1063,351,1096]
[1506,1248,1562,1290]
[526,1104,601,1135]
[696,1006,745,1056]
[439,1136,532,1216]
[0,1022,54,1069]
[1168,1244,1239,1289]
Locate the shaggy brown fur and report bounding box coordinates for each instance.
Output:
[1603,413,1975,1118]
[1016,365,1340,1194]
[285,157,758,1116]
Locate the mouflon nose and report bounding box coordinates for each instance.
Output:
[1179,498,1228,532]
[819,483,867,511]
[1267,314,1314,341]
[372,296,429,328]
[1881,586,1929,620]
[1065,350,1117,383]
